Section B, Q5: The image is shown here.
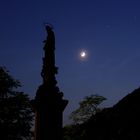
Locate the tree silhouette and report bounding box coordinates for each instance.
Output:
[63,94,106,140]
[0,66,33,140]
[80,88,140,140]
[64,88,140,140]
[69,94,106,124]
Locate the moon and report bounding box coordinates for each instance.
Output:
[80,51,86,58]
[79,50,88,60]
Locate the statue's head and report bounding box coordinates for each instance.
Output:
[44,23,53,33]
[46,25,52,32]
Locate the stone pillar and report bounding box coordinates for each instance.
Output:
[32,25,68,140]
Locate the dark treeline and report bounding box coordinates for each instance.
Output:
[0,66,140,140]
[63,88,140,140]
[0,66,34,140]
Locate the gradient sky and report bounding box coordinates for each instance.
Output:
[0,0,140,124]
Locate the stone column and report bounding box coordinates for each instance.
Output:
[32,25,68,140]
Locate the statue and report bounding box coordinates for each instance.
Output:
[32,24,68,140]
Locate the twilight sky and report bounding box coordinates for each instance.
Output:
[0,0,140,124]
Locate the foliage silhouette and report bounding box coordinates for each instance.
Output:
[63,124,86,140]
[64,88,140,140]
[84,88,140,140]
[0,66,33,140]
[69,94,106,124]
[63,94,106,140]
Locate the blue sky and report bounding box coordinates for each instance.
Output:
[0,0,140,124]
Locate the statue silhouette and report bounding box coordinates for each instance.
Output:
[32,24,68,140]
